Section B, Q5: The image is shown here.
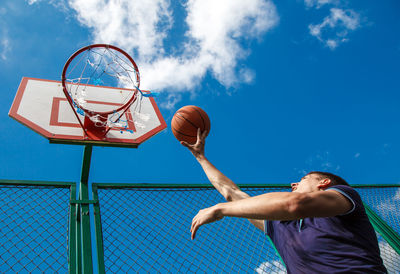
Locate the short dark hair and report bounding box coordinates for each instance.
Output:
[306,171,350,186]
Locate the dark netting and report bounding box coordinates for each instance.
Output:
[376,233,400,273]
[357,187,400,235]
[96,187,288,273]
[0,185,71,273]
[357,186,400,273]
[2,182,397,273]
[95,185,400,274]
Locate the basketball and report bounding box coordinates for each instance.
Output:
[171,105,211,144]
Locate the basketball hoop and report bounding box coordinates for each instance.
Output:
[61,44,140,140]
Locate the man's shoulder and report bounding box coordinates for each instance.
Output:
[327,184,360,199]
[327,184,354,192]
[326,185,364,216]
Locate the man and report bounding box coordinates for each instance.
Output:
[182,129,387,273]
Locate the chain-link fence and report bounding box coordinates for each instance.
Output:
[93,184,400,274]
[0,180,75,273]
[0,181,399,273]
[357,186,400,235]
[356,186,400,273]
[93,186,286,273]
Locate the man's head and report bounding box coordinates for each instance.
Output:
[291,171,349,193]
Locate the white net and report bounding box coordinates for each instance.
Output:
[62,45,148,132]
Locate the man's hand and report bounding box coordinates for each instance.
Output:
[181,128,208,159]
[190,205,224,240]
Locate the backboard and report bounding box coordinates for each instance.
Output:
[9,77,167,148]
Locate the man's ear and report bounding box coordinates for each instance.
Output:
[318,178,332,189]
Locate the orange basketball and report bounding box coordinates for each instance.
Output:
[171,105,211,144]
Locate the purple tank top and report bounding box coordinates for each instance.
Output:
[265,185,387,273]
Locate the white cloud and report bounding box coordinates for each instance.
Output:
[375,188,400,231]
[26,0,69,11]
[381,143,391,155]
[0,25,10,61]
[255,260,286,273]
[304,0,339,9]
[0,4,9,60]
[295,151,341,175]
[1,37,10,60]
[394,188,400,200]
[183,0,278,88]
[376,199,397,214]
[66,0,278,99]
[294,168,308,176]
[159,93,182,110]
[308,8,361,50]
[305,151,340,172]
[68,0,173,60]
[378,240,400,272]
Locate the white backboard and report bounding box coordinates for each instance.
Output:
[9,77,167,147]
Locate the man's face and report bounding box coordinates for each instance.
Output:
[291,174,323,193]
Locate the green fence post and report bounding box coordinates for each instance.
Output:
[79,145,94,274]
[76,203,82,274]
[69,184,78,274]
[364,203,400,255]
[92,184,106,274]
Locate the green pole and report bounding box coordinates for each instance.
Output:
[79,145,94,274]
[92,184,106,274]
[69,184,78,273]
[76,203,82,273]
[364,203,400,255]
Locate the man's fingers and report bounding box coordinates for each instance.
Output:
[180,141,188,147]
[190,220,195,239]
[195,128,208,146]
[191,215,200,240]
[196,128,201,140]
[197,128,208,140]
[181,141,191,148]
[191,223,199,240]
[190,217,195,232]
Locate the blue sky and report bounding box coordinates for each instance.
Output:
[1,0,400,186]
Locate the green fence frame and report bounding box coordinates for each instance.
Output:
[91,182,400,273]
[0,178,399,273]
[0,179,77,273]
[353,184,400,255]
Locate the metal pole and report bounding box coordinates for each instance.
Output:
[79,145,94,274]
[364,203,400,255]
[92,184,106,274]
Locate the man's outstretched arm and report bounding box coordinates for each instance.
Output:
[182,129,264,231]
[190,189,352,239]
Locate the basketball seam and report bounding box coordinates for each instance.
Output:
[176,113,199,130]
[171,127,196,137]
[192,107,206,129]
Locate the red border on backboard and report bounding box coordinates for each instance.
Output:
[9,77,167,147]
[50,97,136,132]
